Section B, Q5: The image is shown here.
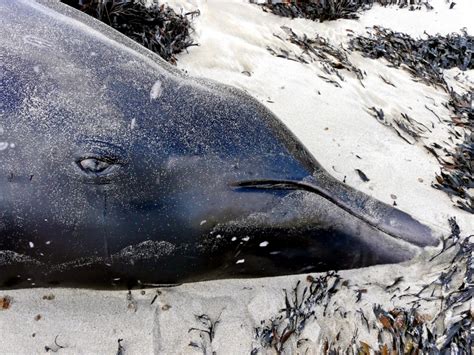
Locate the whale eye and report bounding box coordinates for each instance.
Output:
[79,158,111,174]
[76,156,121,178]
[74,140,127,183]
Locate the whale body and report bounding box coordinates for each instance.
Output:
[0,0,438,289]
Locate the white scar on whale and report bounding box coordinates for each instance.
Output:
[150,80,163,100]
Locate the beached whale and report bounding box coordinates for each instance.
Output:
[0,0,439,289]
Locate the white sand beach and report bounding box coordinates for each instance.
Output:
[0,0,472,353]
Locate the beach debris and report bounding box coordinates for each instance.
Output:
[34,314,42,321]
[267,26,364,87]
[253,218,472,353]
[42,293,55,301]
[372,305,436,351]
[386,219,472,353]
[433,91,473,213]
[60,0,199,64]
[369,107,388,125]
[117,339,125,355]
[0,295,12,310]
[424,104,442,122]
[349,27,473,85]
[350,27,473,212]
[385,276,403,291]
[254,272,341,353]
[357,308,371,333]
[126,290,137,312]
[45,335,66,353]
[252,0,432,23]
[355,288,367,303]
[318,75,343,88]
[379,74,396,87]
[150,289,162,305]
[355,169,370,182]
[390,112,431,144]
[188,313,221,354]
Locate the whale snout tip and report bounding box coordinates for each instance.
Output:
[414,225,440,248]
[387,212,440,248]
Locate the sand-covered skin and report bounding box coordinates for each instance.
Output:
[1,0,472,354]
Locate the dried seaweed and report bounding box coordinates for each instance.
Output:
[340,219,471,353]
[44,335,66,353]
[355,169,370,182]
[188,313,221,355]
[350,27,473,212]
[254,272,341,353]
[116,339,125,355]
[368,220,473,354]
[433,91,473,213]
[372,304,438,352]
[268,26,364,87]
[368,107,429,144]
[254,219,472,354]
[61,0,199,64]
[349,27,473,86]
[254,0,433,23]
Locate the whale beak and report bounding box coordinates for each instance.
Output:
[312,171,440,248]
[230,173,439,249]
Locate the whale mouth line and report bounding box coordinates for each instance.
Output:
[229,179,434,247]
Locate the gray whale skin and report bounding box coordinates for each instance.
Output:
[0,0,438,289]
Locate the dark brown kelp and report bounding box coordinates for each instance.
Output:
[435,90,473,213]
[253,0,433,23]
[252,219,472,354]
[60,0,199,64]
[367,219,473,354]
[188,313,221,354]
[268,26,364,88]
[349,27,473,85]
[252,272,342,353]
[367,108,431,145]
[350,27,473,212]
